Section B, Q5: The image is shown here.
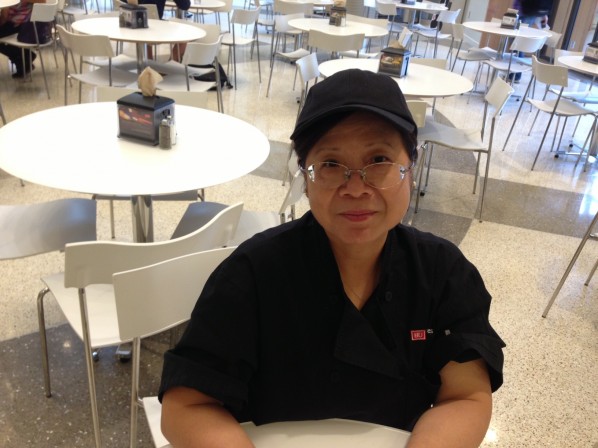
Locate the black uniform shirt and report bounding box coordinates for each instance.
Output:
[159,212,505,431]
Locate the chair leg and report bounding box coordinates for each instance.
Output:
[109,199,115,239]
[585,256,598,286]
[37,287,52,398]
[542,210,598,317]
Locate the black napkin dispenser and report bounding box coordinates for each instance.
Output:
[378,47,411,78]
[119,3,148,29]
[583,42,598,64]
[117,92,175,145]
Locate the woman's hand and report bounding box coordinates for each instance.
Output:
[161,387,255,448]
[407,359,493,448]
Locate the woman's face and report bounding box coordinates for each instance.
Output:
[304,111,413,251]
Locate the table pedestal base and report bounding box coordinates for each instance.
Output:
[131,195,153,243]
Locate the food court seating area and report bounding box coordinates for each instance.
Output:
[0,1,596,446]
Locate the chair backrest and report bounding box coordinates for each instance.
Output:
[113,247,235,341]
[510,35,547,54]
[57,24,115,58]
[279,169,305,222]
[275,12,304,33]
[437,8,460,24]
[545,30,562,50]
[231,7,261,25]
[142,2,160,19]
[411,57,446,70]
[451,22,464,41]
[181,36,222,66]
[406,100,427,128]
[375,0,395,17]
[63,202,243,288]
[296,52,319,86]
[484,77,514,119]
[31,1,59,23]
[0,199,97,260]
[531,55,569,88]
[308,29,365,54]
[275,0,313,16]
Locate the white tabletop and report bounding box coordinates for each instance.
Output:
[242,419,410,447]
[288,17,388,38]
[462,21,551,39]
[393,1,446,12]
[71,17,205,44]
[0,103,269,195]
[166,0,225,10]
[0,0,20,7]
[558,55,598,77]
[282,0,334,7]
[319,58,473,98]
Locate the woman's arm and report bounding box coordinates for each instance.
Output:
[161,386,255,448]
[407,359,492,448]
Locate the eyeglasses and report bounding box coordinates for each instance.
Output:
[303,161,414,190]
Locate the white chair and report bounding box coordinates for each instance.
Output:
[542,210,598,318]
[0,198,97,261]
[415,77,514,222]
[410,58,446,112]
[481,35,547,88]
[171,169,306,244]
[266,13,310,97]
[502,56,596,171]
[0,1,59,99]
[221,7,262,89]
[343,14,387,57]
[307,29,365,60]
[375,0,399,47]
[295,52,320,117]
[155,36,224,113]
[212,0,234,32]
[56,24,138,105]
[449,23,495,75]
[37,202,243,448]
[114,247,236,448]
[412,9,460,58]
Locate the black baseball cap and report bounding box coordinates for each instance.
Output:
[290,69,418,155]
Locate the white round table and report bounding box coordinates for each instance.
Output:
[0,0,19,7]
[283,0,333,7]
[558,55,598,77]
[463,20,551,39]
[318,58,473,98]
[72,17,205,71]
[0,102,269,242]
[288,17,388,38]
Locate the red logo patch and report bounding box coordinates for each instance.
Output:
[411,330,426,341]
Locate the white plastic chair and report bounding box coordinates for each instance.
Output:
[375,0,399,46]
[0,198,97,260]
[307,29,365,60]
[295,52,319,118]
[412,9,460,58]
[221,7,262,89]
[171,170,306,244]
[56,24,138,104]
[342,14,387,57]
[415,77,514,222]
[449,23,495,75]
[114,247,236,448]
[0,1,59,99]
[266,13,310,97]
[502,56,596,171]
[36,202,243,448]
[155,36,224,113]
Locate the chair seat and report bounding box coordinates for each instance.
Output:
[527,97,595,117]
[420,120,485,152]
[142,397,171,448]
[221,33,255,47]
[550,89,598,104]
[276,47,310,61]
[88,54,139,71]
[484,58,531,75]
[157,74,216,92]
[70,66,139,87]
[0,33,54,49]
[413,29,451,41]
[42,273,125,349]
[458,49,495,62]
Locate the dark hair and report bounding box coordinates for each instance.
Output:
[291,111,419,169]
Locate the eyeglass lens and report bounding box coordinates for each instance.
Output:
[307,162,410,189]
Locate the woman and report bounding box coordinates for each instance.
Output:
[159,69,505,447]
[0,0,45,78]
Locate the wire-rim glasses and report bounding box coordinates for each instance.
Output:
[303,161,414,190]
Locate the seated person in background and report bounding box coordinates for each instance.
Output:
[124,0,190,20]
[159,69,506,448]
[0,0,45,78]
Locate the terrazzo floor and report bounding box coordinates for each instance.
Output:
[0,7,597,447]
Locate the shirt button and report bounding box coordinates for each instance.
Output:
[385,291,392,302]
